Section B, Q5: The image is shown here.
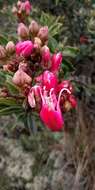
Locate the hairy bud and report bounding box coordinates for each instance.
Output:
[41,45,51,69]
[12,69,32,87]
[29,20,39,36]
[17,23,29,39]
[37,26,48,42]
[34,37,42,52]
[6,41,15,54]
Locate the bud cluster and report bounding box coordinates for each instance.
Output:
[12,0,31,21]
[0,0,77,132]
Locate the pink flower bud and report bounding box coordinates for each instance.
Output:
[51,52,62,73]
[17,1,22,8]
[34,37,42,47]
[0,45,6,59]
[16,40,34,57]
[42,70,58,91]
[41,46,51,69]
[6,41,15,54]
[12,69,32,87]
[24,0,32,15]
[41,45,51,62]
[19,62,28,72]
[29,20,39,36]
[17,23,29,39]
[68,95,77,108]
[19,1,31,15]
[33,37,42,52]
[12,6,17,15]
[37,26,48,42]
[28,85,41,108]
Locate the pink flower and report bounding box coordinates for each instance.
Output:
[28,85,41,108]
[16,40,33,57]
[40,88,64,131]
[51,52,62,73]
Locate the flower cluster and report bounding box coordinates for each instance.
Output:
[0,0,77,132]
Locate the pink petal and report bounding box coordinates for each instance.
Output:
[40,105,64,131]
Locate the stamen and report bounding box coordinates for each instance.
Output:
[57,88,71,108]
[50,88,54,98]
[39,87,45,105]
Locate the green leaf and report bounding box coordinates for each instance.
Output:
[53,133,63,141]
[0,34,8,45]
[62,59,75,72]
[6,75,20,95]
[48,37,58,52]
[20,112,37,134]
[0,97,19,106]
[27,112,37,133]
[40,12,63,37]
[62,46,79,58]
[0,106,23,116]
[0,70,6,87]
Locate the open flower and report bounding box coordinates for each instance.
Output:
[16,40,33,57]
[40,88,64,131]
